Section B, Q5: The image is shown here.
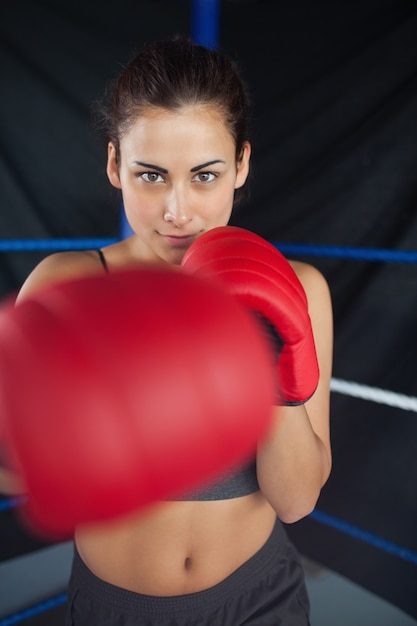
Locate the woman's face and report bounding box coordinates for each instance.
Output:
[107,106,251,265]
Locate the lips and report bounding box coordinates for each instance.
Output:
[160,233,199,247]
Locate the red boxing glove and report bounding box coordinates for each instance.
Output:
[0,267,275,538]
[182,226,319,405]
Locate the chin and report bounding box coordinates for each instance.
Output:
[163,250,186,267]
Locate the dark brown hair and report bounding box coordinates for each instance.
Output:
[95,36,251,164]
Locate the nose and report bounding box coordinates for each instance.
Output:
[163,188,193,227]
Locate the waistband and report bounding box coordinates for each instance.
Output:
[71,517,287,617]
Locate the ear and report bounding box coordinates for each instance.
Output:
[106,142,122,189]
[235,141,251,190]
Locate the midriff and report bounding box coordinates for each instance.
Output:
[75,493,277,596]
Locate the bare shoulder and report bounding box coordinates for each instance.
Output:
[17,249,106,302]
[289,260,331,303]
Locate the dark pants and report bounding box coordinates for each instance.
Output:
[65,519,310,625]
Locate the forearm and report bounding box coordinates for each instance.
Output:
[0,466,25,495]
[0,447,25,495]
[257,404,331,523]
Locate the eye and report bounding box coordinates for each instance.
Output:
[192,171,217,183]
[139,172,165,183]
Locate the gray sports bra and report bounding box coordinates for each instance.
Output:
[171,458,259,501]
[96,249,260,500]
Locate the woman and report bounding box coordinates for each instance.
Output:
[12,37,333,624]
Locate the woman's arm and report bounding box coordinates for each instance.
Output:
[0,467,25,495]
[257,262,333,523]
[0,250,103,495]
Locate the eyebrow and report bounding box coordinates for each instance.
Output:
[132,161,168,174]
[190,160,225,172]
[132,159,225,174]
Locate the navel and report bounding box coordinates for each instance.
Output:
[184,556,192,571]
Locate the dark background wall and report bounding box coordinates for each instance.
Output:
[1,0,417,618]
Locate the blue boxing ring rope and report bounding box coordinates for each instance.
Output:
[3,237,417,263]
[0,595,67,626]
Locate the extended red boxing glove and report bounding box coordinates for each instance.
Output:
[0,266,275,538]
[182,226,319,405]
